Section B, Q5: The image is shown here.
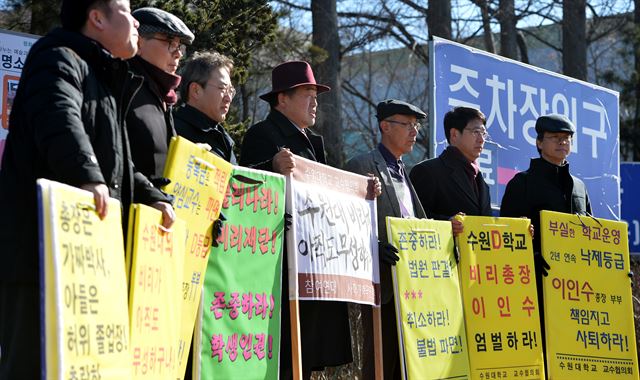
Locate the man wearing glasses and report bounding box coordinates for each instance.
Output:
[175,51,237,164]
[126,7,194,184]
[345,99,427,380]
[410,106,492,236]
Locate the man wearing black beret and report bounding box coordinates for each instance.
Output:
[500,114,591,368]
[345,99,427,379]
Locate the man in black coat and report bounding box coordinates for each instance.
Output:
[240,61,352,379]
[175,51,237,164]
[0,1,174,378]
[127,7,194,183]
[410,106,492,235]
[344,99,427,379]
[500,114,591,366]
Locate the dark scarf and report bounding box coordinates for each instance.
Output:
[135,56,181,104]
[446,145,480,197]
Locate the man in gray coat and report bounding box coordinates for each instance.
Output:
[344,99,427,380]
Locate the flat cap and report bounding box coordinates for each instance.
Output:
[376,99,427,121]
[133,7,195,45]
[535,114,575,135]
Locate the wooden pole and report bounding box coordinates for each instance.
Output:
[372,305,384,380]
[290,299,303,380]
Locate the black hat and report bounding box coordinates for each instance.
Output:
[133,7,195,45]
[376,99,427,121]
[60,0,98,31]
[535,114,575,136]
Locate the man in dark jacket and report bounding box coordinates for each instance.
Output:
[175,51,237,164]
[345,99,427,379]
[127,7,194,183]
[500,114,591,366]
[410,106,492,235]
[0,1,174,378]
[240,61,352,379]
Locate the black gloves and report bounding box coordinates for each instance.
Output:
[150,177,171,188]
[534,252,551,277]
[284,212,292,232]
[379,241,400,266]
[211,212,226,247]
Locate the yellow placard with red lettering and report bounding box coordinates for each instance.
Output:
[39,179,132,379]
[541,210,638,380]
[387,217,470,380]
[456,215,544,380]
[162,136,233,378]
[126,204,186,379]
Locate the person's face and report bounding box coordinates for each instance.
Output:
[189,66,234,122]
[450,117,487,162]
[276,85,318,128]
[96,0,139,59]
[537,132,572,165]
[380,114,419,158]
[138,33,184,74]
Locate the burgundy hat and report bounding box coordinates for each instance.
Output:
[259,61,330,102]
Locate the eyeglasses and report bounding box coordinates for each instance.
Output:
[385,119,422,131]
[204,82,236,98]
[464,127,490,140]
[148,36,187,55]
[544,135,572,143]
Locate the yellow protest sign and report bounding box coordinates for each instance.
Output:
[541,210,638,379]
[38,179,131,379]
[456,215,544,380]
[387,217,470,380]
[126,204,186,379]
[162,136,232,378]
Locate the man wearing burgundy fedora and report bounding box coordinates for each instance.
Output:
[240,61,353,379]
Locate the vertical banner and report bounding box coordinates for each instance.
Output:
[541,210,638,379]
[0,29,37,164]
[38,179,131,379]
[429,37,620,219]
[456,215,544,379]
[126,204,187,379]
[162,136,233,378]
[286,155,379,304]
[386,217,470,380]
[196,167,285,379]
[621,162,640,254]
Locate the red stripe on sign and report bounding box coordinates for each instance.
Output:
[498,166,520,185]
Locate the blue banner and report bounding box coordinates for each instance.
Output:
[430,37,620,220]
[621,162,640,254]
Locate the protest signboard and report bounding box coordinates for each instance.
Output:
[38,179,131,379]
[387,217,469,380]
[126,204,186,379]
[456,215,544,379]
[430,37,620,219]
[195,167,285,379]
[541,210,638,379]
[161,136,233,378]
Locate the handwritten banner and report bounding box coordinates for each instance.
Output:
[125,204,186,379]
[162,136,233,378]
[541,210,638,379]
[456,215,544,379]
[387,217,469,380]
[195,166,285,379]
[38,179,131,379]
[286,155,379,305]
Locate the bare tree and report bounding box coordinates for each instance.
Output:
[497,0,518,59]
[312,0,345,167]
[427,0,452,39]
[563,0,587,80]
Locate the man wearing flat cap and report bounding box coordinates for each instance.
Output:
[0,0,175,378]
[500,114,591,363]
[240,61,353,379]
[410,106,492,236]
[127,7,194,183]
[345,99,427,379]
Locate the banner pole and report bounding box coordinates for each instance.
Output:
[290,299,303,380]
[373,306,384,380]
